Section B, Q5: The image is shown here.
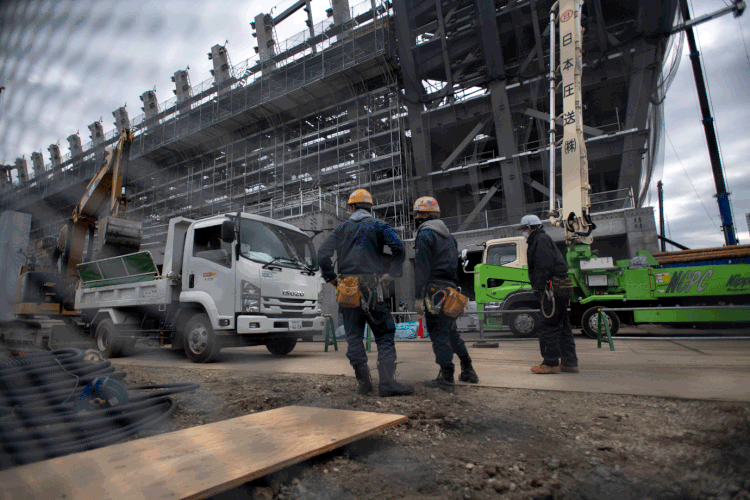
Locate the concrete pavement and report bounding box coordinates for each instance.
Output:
[112,338,750,402]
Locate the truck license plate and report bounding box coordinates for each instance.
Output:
[289,320,303,331]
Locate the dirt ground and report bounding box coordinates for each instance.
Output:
[112,362,750,500]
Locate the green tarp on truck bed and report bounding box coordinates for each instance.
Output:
[78,251,159,288]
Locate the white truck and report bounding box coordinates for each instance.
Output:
[74,212,325,362]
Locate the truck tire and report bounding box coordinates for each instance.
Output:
[95,319,124,358]
[266,338,297,355]
[184,313,222,363]
[581,307,620,339]
[508,306,539,338]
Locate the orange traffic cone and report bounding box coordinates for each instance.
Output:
[417,317,424,338]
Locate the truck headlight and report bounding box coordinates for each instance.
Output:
[318,289,324,302]
[242,280,260,298]
[485,301,503,310]
[243,299,259,313]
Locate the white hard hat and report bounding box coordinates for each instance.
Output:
[520,214,542,228]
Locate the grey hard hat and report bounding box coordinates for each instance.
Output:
[520,214,542,228]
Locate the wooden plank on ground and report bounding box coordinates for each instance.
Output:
[1,405,407,500]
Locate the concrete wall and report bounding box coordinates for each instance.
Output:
[0,211,32,320]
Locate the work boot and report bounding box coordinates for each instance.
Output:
[458,357,479,383]
[423,367,455,394]
[353,363,373,395]
[377,362,414,397]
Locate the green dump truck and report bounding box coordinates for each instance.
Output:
[470,237,750,337]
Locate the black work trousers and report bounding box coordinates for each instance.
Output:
[342,300,397,367]
[425,311,469,370]
[537,299,578,367]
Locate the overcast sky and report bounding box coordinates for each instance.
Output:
[1,0,748,250]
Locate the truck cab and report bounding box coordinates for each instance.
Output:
[470,236,537,337]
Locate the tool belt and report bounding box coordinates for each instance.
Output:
[336,275,387,324]
[423,280,469,318]
[549,275,574,300]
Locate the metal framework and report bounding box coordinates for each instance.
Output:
[1,0,681,257]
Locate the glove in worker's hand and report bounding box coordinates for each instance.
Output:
[414,299,424,316]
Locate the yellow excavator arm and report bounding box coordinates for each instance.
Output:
[58,128,141,276]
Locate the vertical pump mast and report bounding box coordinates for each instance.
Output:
[550,0,593,246]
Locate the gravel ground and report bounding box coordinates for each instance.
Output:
[113,364,750,500]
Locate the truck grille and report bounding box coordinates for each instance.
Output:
[263,297,317,317]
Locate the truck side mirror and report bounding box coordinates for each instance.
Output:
[221,219,234,243]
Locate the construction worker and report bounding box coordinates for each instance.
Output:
[318,189,414,397]
[413,196,479,393]
[520,214,579,374]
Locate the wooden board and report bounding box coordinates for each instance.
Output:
[0,405,407,500]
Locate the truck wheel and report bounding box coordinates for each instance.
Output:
[581,307,620,339]
[266,338,297,355]
[184,314,222,363]
[95,319,123,358]
[508,306,538,338]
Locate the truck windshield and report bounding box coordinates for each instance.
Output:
[239,219,318,271]
[486,243,518,266]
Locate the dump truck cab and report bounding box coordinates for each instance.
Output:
[75,212,325,362]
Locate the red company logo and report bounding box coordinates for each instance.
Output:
[561,9,573,22]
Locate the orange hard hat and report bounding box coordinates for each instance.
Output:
[413,196,440,214]
[348,188,373,205]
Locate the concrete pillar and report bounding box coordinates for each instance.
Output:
[88,122,104,147]
[625,207,659,257]
[48,144,62,169]
[14,158,28,184]
[254,14,276,74]
[0,166,11,190]
[67,134,83,158]
[139,90,159,120]
[331,0,351,26]
[209,44,232,94]
[30,152,45,179]
[347,100,360,141]
[0,211,32,320]
[112,106,129,133]
[172,70,191,104]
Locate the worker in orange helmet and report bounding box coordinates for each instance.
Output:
[318,189,413,397]
[413,196,479,393]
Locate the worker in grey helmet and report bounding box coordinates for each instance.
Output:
[318,189,414,397]
[521,214,579,374]
[413,196,479,393]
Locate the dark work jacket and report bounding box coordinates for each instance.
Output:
[526,227,569,292]
[414,219,458,297]
[318,209,405,282]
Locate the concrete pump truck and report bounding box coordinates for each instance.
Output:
[465,0,750,338]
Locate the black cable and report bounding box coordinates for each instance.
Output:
[0,348,198,470]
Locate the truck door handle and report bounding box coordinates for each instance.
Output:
[189,274,195,288]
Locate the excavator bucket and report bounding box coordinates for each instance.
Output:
[97,217,142,259]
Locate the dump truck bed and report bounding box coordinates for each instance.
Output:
[75,251,176,309]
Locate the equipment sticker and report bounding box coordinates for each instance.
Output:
[203,272,216,278]
[655,272,670,285]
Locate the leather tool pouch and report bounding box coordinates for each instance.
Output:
[442,287,469,318]
[551,275,574,300]
[335,276,362,308]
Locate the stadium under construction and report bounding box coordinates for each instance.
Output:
[0,0,683,306]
